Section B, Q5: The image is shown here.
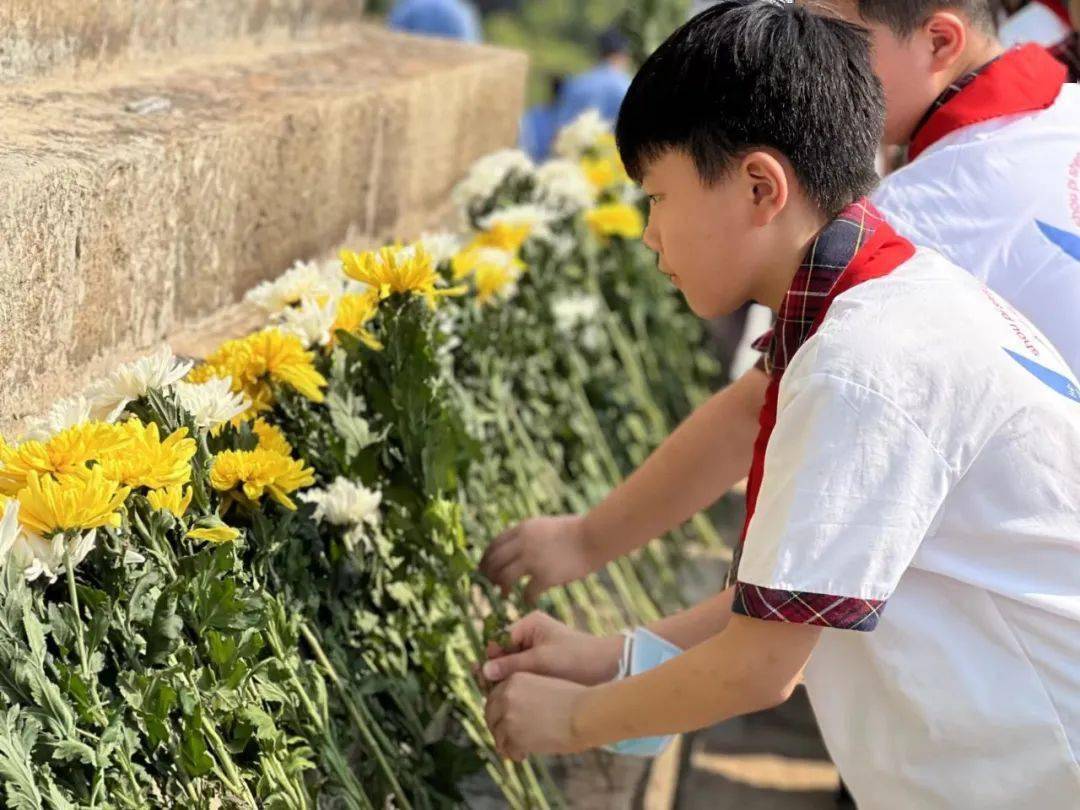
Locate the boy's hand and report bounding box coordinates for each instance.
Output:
[479,515,599,601]
[481,611,623,687]
[485,673,588,761]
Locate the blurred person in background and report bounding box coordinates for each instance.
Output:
[519,75,566,161]
[999,0,1072,45]
[553,28,633,132]
[388,0,482,43]
[1048,0,1080,79]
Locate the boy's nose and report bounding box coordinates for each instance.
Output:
[642,215,661,254]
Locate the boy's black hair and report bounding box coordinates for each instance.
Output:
[854,0,998,36]
[615,0,884,218]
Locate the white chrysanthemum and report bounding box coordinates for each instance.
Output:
[278,296,339,348]
[533,159,597,213]
[246,260,337,316]
[418,232,463,266]
[452,149,535,211]
[480,204,557,242]
[300,477,382,552]
[553,110,611,160]
[86,346,193,422]
[551,294,603,334]
[172,376,250,429]
[21,395,95,442]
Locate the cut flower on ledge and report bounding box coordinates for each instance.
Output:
[341,245,467,309]
[210,448,315,511]
[16,467,130,537]
[187,328,328,414]
[86,345,193,422]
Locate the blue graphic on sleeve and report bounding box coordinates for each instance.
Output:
[604,628,683,757]
[1036,221,1080,263]
[1004,349,1080,403]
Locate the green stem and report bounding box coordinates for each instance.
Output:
[298,624,413,810]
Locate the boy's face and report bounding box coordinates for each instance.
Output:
[639,150,770,319]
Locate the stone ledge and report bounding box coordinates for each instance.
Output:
[0,0,368,83]
[0,26,527,430]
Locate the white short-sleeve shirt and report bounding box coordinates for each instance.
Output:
[735,249,1080,809]
[873,83,1080,376]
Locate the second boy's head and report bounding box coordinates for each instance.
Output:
[615,0,884,318]
[812,1,1002,145]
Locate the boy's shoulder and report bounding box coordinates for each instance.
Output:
[784,247,1078,446]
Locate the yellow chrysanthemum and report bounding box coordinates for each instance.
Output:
[332,292,383,350]
[146,484,193,518]
[189,329,328,414]
[188,524,240,544]
[585,203,645,240]
[472,222,533,254]
[581,154,630,192]
[252,418,292,456]
[340,245,467,308]
[474,261,517,306]
[17,468,130,537]
[451,246,526,282]
[99,421,196,491]
[0,422,129,497]
[209,449,315,511]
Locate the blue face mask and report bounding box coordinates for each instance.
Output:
[603,627,683,757]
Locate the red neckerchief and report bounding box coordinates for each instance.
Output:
[1033,0,1073,27]
[730,201,915,580]
[909,44,1068,160]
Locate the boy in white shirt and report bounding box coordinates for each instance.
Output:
[480,4,1080,807]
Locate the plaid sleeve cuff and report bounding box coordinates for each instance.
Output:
[732,582,885,632]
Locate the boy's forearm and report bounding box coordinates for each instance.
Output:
[572,616,819,749]
[582,367,768,564]
[644,587,735,650]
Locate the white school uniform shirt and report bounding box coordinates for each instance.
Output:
[735,249,1080,809]
[872,82,1080,377]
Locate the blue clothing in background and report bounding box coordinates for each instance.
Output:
[519,103,560,161]
[554,63,632,130]
[388,0,481,43]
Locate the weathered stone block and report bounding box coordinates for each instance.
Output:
[0,0,368,82]
[0,26,527,429]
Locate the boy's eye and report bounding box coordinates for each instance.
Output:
[647,194,661,206]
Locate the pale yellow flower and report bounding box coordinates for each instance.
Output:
[210,449,315,511]
[146,485,193,518]
[340,245,467,309]
[0,423,129,497]
[188,523,241,544]
[331,291,383,350]
[188,328,328,414]
[17,468,130,537]
[252,418,292,456]
[585,203,645,240]
[99,421,196,491]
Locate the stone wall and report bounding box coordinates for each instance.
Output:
[0,2,527,432]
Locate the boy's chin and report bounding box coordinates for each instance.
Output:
[685,294,744,320]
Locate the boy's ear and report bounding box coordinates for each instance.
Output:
[742,151,788,226]
[921,12,967,74]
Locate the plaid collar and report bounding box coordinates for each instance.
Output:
[1050,32,1080,84]
[752,199,886,377]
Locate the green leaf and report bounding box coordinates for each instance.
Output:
[0,708,44,810]
[146,590,182,666]
[179,707,213,778]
